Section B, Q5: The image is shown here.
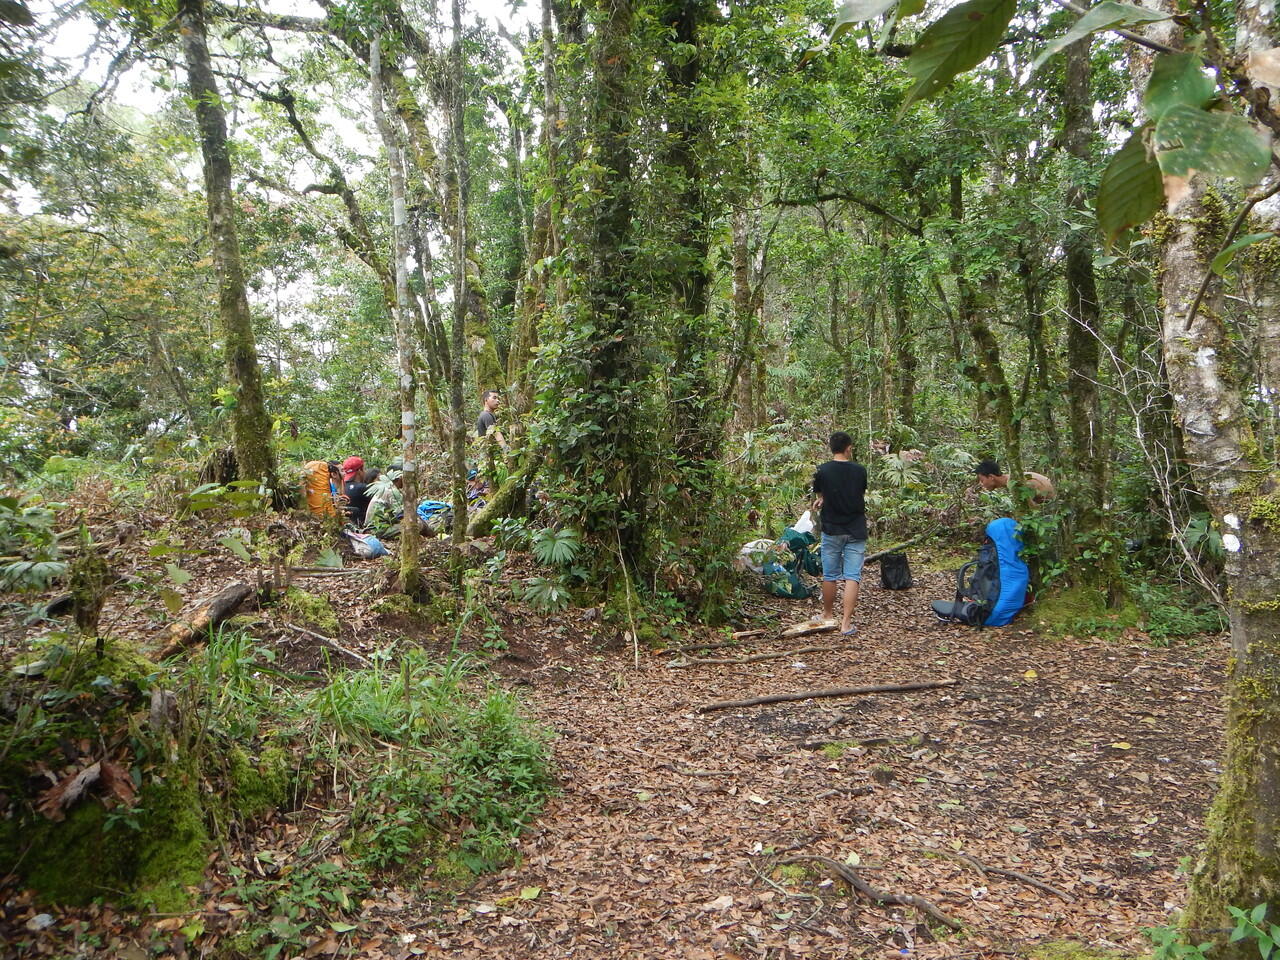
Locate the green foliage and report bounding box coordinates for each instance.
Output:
[0,493,64,590]
[1032,2,1170,70]
[520,575,572,612]
[1097,131,1163,250]
[531,526,581,567]
[1146,903,1279,960]
[1154,106,1271,185]
[900,0,1016,109]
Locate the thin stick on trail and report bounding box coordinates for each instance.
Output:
[779,854,964,931]
[695,679,957,713]
[671,643,857,668]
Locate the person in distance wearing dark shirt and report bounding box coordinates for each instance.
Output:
[811,431,869,636]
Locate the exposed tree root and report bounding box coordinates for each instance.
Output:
[671,643,857,668]
[911,845,1076,903]
[779,854,964,931]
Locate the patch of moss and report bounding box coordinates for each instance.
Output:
[2,801,140,905]
[279,588,339,635]
[133,765,210,913]
[40,635,160,693]
[1032,585,1140,640]
[228,744,292,820]
[370,592,453,626]
[1248,493,1280,534]
[1027,941,1132,960]
[775,864,808,883]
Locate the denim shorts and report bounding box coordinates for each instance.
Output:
[820,534,867,582]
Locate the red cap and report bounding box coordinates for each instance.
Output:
[340,456,364,480]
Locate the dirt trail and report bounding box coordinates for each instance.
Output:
[388,571,1225,959]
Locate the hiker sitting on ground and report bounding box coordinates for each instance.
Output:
[339,456,373,524]
[475,390,506,447]
[974,459,1055,504]
[301,459,341,517]
[811,431,869,637]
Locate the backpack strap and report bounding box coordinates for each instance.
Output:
[951,561,977,620]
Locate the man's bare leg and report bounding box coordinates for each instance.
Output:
[840,579,860,633]
[821,580,838,624]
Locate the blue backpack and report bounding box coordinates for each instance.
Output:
[931,518,1029,626]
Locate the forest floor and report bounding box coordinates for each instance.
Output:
[386,572,1225,960]
[0,509,1226,960]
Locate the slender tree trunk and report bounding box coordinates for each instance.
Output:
[177,0,277,493]
[447,0,470,579]
[889,261,917,429]
[1062,27,1106,526]
[948,174,1019,472]
[371,38,422,598]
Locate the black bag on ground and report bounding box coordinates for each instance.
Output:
[880,552,912,590]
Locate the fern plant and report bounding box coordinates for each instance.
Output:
[532,527,580,567]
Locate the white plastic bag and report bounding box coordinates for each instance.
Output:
[793,510,815,535]
[737,538,775,573]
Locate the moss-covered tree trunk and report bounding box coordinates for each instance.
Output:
[177,0,277,494]
[1062,27,1106,530]
[370,37,422,598]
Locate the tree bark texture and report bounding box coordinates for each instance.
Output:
[1062,28,1106,525]
[370,38,423,598]
[177,0,278,493]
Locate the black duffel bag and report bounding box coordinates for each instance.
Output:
[880,552,912,590]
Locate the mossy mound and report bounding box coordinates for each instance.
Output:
[1026,941,1134,960]
[228,744,293,819]
[279,587,340,635]
[370,591,453,626]
[1031,584,1141,639]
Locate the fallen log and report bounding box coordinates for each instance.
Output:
[157,581,254,659]
[695,679,957,714]
[671,643,857,669]
[779,855,963,931]
[780,621,837,639]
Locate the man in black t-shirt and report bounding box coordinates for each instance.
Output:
[475,390,505,444]
[811,431,868,636]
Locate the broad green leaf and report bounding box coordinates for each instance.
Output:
[901,0,1017,109]
[315,546,344,569]
[519,886,541,900]
[832,0,897,33]
[330,922,358,933]
[898,0,924,16]
[219,535,252,562]
[1253,903,1268,925]
[164,562,193,586]
[1144,53,1214,122]
[1210,232,1275,275]
[1154,104,1272,184]
[160,587,184,615]
[1032,1,1171,70]
[1097,129,1163,249]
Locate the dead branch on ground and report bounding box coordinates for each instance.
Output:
[695,679,957,713]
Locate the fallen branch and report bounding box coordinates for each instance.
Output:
[911,846,1076,903]
[290,567,367,576]
[780,621,837,639]
[157,582,254,659]
[732,628,768,641]
[695,679,957,714]
[671,643,856,669]
[780,855,963,931]
[283,623,373,668]
[864,529,935,565]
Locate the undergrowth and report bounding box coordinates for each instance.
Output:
[0,626,552,959]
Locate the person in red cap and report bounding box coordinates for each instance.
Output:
[339,456,372,523]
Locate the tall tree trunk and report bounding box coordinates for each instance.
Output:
[177,0,277,494]
[889,260,917,429]
[1128,5,1280,947]
[447,0,470,579]
[371,37,422,598]
[948,174,1019,472]
[1062,26,1106,527]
